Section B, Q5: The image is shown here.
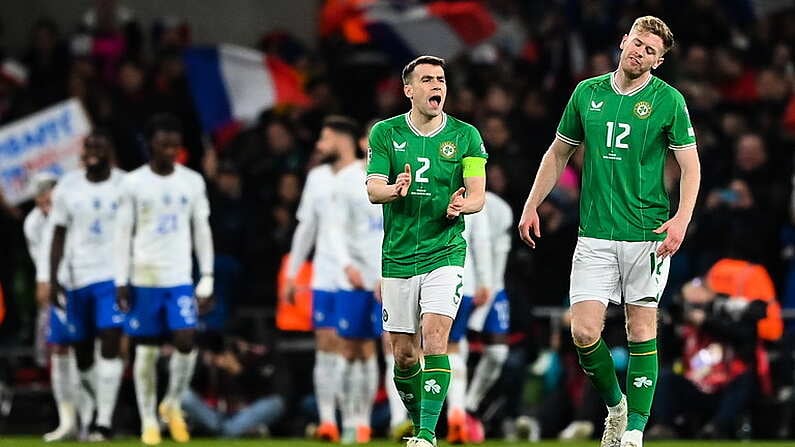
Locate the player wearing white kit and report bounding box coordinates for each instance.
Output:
[48,131,126,441]
[24,174,92,442]
[325,116,384,444]
[115,114,214,446]
[283,119,353,443]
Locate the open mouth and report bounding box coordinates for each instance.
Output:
[429,95,442,108]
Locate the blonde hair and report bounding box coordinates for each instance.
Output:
[631,16,674,54]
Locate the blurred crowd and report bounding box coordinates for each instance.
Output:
[0,0,795,440]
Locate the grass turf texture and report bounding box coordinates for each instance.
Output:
[0,439,793,446]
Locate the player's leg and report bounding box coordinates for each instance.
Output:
[126,286,165,445]
[446,295,473,444]
[337,289,365,442]
[44,337,78,442]
[313,289,342,441]
[465,292,510,415]
[69,286,97,436]
[619,240,670,447]
[382,275,423,434]
[416,266,465,444]
[162,285,200,443]
[569,237,626,447]
[383,334,412,439]
[91,281,124,439]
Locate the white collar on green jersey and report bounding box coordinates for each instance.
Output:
[404,111,447,137]
[610,70,653,96]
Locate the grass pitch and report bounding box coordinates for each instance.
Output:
[0,438,793,446]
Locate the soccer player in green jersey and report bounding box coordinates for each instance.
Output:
[518,16,701,447]
[366,55,488,447]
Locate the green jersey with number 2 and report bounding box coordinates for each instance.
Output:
[367,112,488,278]
[556,72,697,242]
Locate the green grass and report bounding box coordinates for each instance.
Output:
[0,438,793,447]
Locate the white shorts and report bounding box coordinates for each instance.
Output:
[569,237,670,308]
[381,266,465,333]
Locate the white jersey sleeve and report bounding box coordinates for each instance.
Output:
[114,173,134,286]
[286,167,321,278]
[485,191,513,292]
[465,206,493,293]
[24,208,52,283]
[190,174,214,277]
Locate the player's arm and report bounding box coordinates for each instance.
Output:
[328,188,364,289]
[192,176,214,303]
[283,173,319,302]
[48,185,70,307]
[469,211,493,306]
[366,123,406,203]
[114,180,134,311]
[448,128,488,218]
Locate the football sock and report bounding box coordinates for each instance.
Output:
[627,339,658,431]
[393,360,423,429]
[385,355,409,428]
[134,345,159,429]
[446,351,467,415]
[50,352,77,429]
[576,338,622,407]
[418,354,451,442]
[362,356,378,427]
[314,350,339,424]
[164,349,197,409]
[466,344,508,412]
[95,356,123,428]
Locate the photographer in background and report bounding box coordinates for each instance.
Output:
[649,258,781,439]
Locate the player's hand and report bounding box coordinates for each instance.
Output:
[196,275,214,299]
[345,265,365,289]
[37,282,52,308]
[116,285,130,312]
[374,279,383,302]
[198,296,215,315]
[473,287,491,306]
[394,164,412,197]
[653,215,688,259]
[446,187,466,219]
[518,206,541,248]
[282,278,297,305]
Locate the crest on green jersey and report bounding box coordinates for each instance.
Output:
[633,101,652,119]
[439,141,457,158]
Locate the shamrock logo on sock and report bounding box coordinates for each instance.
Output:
[398,391,414,401]
[424,379,441,394]
[633,376,653,388]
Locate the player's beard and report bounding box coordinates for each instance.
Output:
[86,159,110,177]
[318,152,339,165]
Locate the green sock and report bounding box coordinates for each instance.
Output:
[626,338,658,431]
[576,338,623,407]
[393,361,423,430]
[418,354,451,442]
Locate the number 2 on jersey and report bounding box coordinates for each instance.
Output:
[606,121,631,149]
[415,157,430,183]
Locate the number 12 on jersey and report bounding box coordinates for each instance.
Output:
[606,121,631,149]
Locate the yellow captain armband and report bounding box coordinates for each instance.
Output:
[462,157,486,178]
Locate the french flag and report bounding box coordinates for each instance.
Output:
[363,1,496,62]
[184,44,310,142]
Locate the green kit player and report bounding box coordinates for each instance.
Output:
[366,55,487,447]
[518,16,701,447]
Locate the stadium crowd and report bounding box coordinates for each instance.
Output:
[0,0,794,442]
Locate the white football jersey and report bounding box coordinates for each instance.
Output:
[49,168,125,289]
[23,207,56,283]
[119,165,210,287]
[288,164,343,291]
[462,191,513,296]
[329,160,383,290]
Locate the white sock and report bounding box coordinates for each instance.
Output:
[134,345,159,428]
[164,349,198,409]
[50,352,77,429]
[350,360,367,427]
[465,344,508,412]
[77,362,97,429]
[361,356,378,428]
[340,359,355,430]
[315,350,339,424]
[95,357,123,428]
[384,355,407,427]
[447,351,467,416]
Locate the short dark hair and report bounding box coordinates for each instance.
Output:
[401,55,446,85]
[145,113,182,140]
[89,126,114,144]
[322,115,360,142]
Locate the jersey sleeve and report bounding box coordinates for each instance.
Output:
[667,91,697,150]
[114,176,134,286]
[462,124,488,177]
[49,184,69,227]
[191,174,214,277]
[556,82,585,146]
[366,122,390,183]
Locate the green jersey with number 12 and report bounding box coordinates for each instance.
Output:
[556,72,697,242]
[367,112,488,278]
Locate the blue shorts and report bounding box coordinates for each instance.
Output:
[124,285,197,337]
[482,290,510,335]
[313,289,337,329]
[336,290,382,339]
[47,280,122,344]
[449,295,474,342]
